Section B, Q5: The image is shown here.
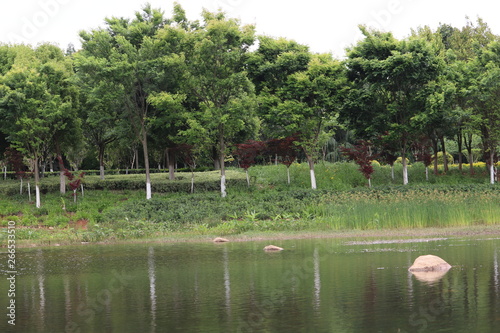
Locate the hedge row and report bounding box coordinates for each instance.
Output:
[0,166,216,180]
[0,177,246,195]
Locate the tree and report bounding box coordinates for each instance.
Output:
[76,4,181,199]
[341,140,376,187]
[343,28,443,185]
[247,36,311,141]
[413,137,433,181]
[181,9,258,197]
[274,54,346,189]
[468,41,500,184]
[74,65,123,180]
[266,135,299,185]
[0,44,77,207]
[234,140,266,186]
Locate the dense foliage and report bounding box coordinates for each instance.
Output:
[0,5,499,208]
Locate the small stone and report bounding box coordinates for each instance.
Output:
[264,245,283,251]
[213,237,229,243]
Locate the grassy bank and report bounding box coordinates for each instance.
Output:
[1,162,499,246]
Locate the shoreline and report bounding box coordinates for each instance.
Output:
[12,224,500,248]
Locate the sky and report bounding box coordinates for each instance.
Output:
[1,0,499,58]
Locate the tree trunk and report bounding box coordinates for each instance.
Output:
[402,147,408,185]
[141,126,152,200]
[219,130,227,198]
[440,136,448,173]
[307,156,317,190]
[431,137,439,175]
[464,133,474,175]
[167,148,175,180]
[490,151,496,185]
[287,166,291,185]
[457,132,463,172]
[55,142,66,194]
[98,144,105,180]
[245,169,250,187]
[135,148,139,170]
[391,164,394,181]
[34,154,41,208]
[190,170,194,194]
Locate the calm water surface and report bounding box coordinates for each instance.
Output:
[1,236,499,332]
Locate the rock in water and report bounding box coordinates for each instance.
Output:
[408,255,451,272]
[213,237,229,243]
[264,245,283,251]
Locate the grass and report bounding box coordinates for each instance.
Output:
[0,162,499,245]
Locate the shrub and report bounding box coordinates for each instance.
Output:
[433,151,454,165]
[395,157,409,164]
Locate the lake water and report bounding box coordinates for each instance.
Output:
[1,236,499,332]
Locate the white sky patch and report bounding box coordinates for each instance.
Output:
[0,0,499,58]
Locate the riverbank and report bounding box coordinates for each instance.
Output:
[12,224,500,248]
[1,164,499,248]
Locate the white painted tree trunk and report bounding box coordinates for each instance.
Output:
[100,165,105,180]
[368,177,371,188]
[28,182,31,202]
[490,164,495,185]
[403,165,408,185]
[287,167,291,185]
[20,178,23,195]
[191,171,194,194]
[146,181,152,200]
[310,168,317,190]
[245,170,250,187]
[81,184,84,197]
[36,185,41,208]
[60,171,66,194]
[402,158,409,185]
[221,175,227,198]
[391,165,395,181]
[425,167,429,181]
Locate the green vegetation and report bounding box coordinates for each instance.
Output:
[1,163,498,245]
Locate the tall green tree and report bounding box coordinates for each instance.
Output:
[76,4,180,199]
[468,41,500,184]
[343,28,443,184]
[0,44,78,207]
[74,61,123,180]
[181,10,258,197]
[247,36,311,140]
[273,54,346,189]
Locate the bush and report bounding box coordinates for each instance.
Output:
[395,157,409,164]
[433,151,454,165]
